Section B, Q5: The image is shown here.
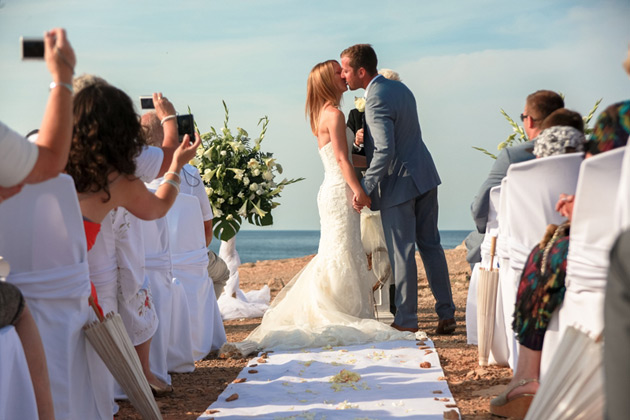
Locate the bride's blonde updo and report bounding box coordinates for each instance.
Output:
[305,60,341,135]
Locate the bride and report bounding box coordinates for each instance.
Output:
[222,60,413,356]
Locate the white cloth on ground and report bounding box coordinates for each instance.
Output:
[199,339,459,420]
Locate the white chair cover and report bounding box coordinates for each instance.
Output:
[143,215,194,377]
[0,174,101,419]
[87,211,119,418]
[501,153,583,370]
[542,148,625,379]
[615,144,630,230]
[166,194,226,360]
[0,325,38,420]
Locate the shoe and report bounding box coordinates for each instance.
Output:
[390,322,419,333]
[435,318,456,334]
[149,382,174,397]
[489,378,538,419]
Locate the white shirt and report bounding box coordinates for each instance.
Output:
[364,74,383,99]
[0,121,39,187]
[135,146,164,182]
[180,164,213,221]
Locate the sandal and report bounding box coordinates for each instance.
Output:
[489,378,538,419]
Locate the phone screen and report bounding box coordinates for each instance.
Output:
[21,38,45,60]
[140,96,155,109]
[177,114,195,143]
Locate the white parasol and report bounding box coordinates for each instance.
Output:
[84,298,163,420]
[477,236,499,366]
[360,208,393,320]
[524,326,604,420]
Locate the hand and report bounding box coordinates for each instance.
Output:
[555,193,575,221]
[0,184,24,204]
[45,28,75,84]
[173,132,202,169]
[355,128,364,147]
[352,190,371,213]
[153,92,177,121]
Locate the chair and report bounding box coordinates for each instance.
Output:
[167,194,226,359]
[501,153,583,370]
[0,174,100,419]
[142,215,194,376]
[541,148,625,378]
[0,325,38,420]
[615,144,630,230]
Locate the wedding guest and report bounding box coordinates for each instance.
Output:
[489,122,586,419]
[604,229,630,420]
[466,90,564,266]
[142,111,230,297]
[65,83,200,393]
[585,99,630,156]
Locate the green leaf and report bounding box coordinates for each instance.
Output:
[472,146,497,159]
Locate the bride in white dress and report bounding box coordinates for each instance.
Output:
[222,60,413,356]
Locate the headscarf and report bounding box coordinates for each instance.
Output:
[533,126,586,158]
[587,100,630,155]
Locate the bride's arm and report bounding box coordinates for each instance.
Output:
[328,108,370,204]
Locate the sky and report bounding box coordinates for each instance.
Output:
[1,0,629,231]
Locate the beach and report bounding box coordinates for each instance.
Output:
[117,245,512,419]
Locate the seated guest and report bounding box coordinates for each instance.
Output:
[489,119,586,419]
[490,103,630,418]
[585,99,630,156]
[467,90,565,266]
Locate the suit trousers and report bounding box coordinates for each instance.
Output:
[604,229,630,420]
[380,187,455,328]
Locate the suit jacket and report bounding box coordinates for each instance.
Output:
[361,76,441,210]
[470,140,536,234]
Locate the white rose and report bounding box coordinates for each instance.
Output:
[205,187,214,196]
[249,183,258,191]
[256,189,263,195]
[243,177,250,186]
[253,168,261,177]
[262,170,273,181]
[249,194,255,200]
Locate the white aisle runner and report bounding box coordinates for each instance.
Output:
[198,339,460,419]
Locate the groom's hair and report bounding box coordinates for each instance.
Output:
[341,44,377,76]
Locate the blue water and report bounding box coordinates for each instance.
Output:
[208,230,471,264]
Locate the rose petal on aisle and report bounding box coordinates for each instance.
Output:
[198,339,460,419]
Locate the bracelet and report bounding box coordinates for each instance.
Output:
[49,81,73,94]
[165,171,181,181]
[161,178,180,194]
[160,115,176,126]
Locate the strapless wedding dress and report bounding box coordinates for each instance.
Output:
[221,139,413,356]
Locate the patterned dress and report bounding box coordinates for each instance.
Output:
[512,222,570,351]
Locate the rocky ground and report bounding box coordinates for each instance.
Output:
[116,246,513,419]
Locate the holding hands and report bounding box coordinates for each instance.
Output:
[352,190,371,213]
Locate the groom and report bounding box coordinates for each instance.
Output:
[340,44,456,334]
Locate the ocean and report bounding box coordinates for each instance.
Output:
[208,230,471,264]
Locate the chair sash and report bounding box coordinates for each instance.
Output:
[171,248,209,270]
[8,261,90,300]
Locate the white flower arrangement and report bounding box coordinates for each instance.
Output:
[192,101,304,241]
[354,97,366,113]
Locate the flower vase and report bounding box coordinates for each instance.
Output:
[219,236,242,299]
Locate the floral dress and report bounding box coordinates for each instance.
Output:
[512,222,570,351]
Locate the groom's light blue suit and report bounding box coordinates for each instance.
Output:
[361,75,455,328]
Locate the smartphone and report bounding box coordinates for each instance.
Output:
[177,114,195,143]
[21,37,45,60]
[140,96,154,109]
